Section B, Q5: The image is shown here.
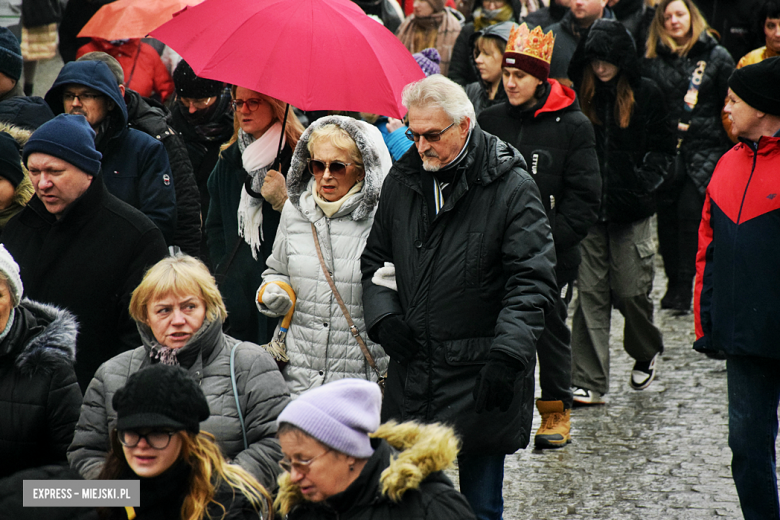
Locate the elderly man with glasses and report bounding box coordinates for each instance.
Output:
[43,60,177,246]
[361,75,557,520]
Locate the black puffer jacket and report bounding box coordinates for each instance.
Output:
[0,299,81,479]
[569,18,675,223]
[642,32,734,196]
[448,0,523,86]
[126,89,202,257]
[361,127,557,455]
[479,80,601,284]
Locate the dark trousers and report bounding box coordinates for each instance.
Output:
[458,453,505,520]
[656,177,704,284]
[727,355,780,520]
[537,285,573,408]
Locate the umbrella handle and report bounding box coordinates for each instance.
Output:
[257,281,297,329]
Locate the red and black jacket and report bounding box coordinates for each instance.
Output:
[694,136,780,359]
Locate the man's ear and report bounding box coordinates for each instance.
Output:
[119,84,126,97]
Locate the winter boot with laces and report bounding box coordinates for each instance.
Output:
[534,400,571,449]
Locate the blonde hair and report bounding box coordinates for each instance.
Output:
[220,86,304,154]
[129,254,227,324]
[579,66,636,129]
[100,431,272,520]
[645,0,711,58]
[307,124,364,170]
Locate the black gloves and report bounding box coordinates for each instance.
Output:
[473,351,525,413]
[372,315,418,365]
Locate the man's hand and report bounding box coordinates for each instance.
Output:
[373,315,418,365]
[261,169,287,212]
[473,351,525,413]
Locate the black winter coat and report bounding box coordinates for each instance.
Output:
[2,178,168,390]
[126,89,202,257]
[479,80,601,284]
[0,300,81,479]
[642,32,734,196]
[361,128,557,455]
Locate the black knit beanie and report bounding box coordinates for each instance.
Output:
[173,60,224,99]
[23,114,102,177]
[0,132,23,187]
[113,364,210,433]
[0,27,21,82]
[729,57,780,116]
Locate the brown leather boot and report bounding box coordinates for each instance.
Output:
[534,399,571,449]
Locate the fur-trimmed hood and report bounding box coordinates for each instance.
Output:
[0,121,35,209]
[9,299,78,377]
[286,115,391,222]
[275,421,460,516]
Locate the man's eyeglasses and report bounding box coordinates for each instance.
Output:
[405,122,455,142]
[63,92,104,103]
[117,430,177,450]
[231,98,263,112]
[179,96,213,110]
[278,449,331,474]
[307,159,357,176]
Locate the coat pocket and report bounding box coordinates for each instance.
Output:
[444,337,492,366]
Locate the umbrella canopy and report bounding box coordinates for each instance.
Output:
[150,0,424,118]
[78,0,203,40]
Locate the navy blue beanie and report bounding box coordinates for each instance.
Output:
[0,27,21,82]
[0,132,23,187]
[23,114,102,177]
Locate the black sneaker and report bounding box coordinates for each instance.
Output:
[630,353,659,390]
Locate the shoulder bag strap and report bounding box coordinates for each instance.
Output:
[310,223,383,379]
[230,342,249,451]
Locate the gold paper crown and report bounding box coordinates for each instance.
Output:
[505,23,555,64]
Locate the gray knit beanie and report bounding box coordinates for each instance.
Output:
[0,245,23,306]
[277,379,382,458]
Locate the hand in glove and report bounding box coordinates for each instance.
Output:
[371,262,397,292]
[261,169,288,212]
[473,351,525,413]
[257,284,293,316]
[372,315,418,365]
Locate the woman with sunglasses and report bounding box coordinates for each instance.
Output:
[205,87,304,346]
[256,116,391,396]
[98,363,273,520]
[275,378,475,519]
[69,254,290,491]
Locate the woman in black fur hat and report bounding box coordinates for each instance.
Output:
[566,18,675,404]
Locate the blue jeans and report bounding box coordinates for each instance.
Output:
[458,453,505,520]
[727,355,780,520]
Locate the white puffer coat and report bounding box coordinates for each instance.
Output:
[258,116,391,397]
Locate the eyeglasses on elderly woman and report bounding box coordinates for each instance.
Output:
[278,448,332,474]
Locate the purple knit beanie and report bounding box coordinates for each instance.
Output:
[277,379,381,458]
[414,48,441,77]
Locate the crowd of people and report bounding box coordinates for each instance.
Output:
[0,0,777,519]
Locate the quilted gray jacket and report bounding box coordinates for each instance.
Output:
[66,318,290,490]
[258,116,391,397]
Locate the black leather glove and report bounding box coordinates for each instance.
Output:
[372,315,418,365]
[473,351,525,413]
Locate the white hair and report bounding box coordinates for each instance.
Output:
[401,75,476,129]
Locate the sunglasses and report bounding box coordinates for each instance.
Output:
[405,122,455,143]
[307,159,357,176]
[231,98,263,111]
[117,430,177,450]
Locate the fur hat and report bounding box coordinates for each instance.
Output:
[173,60,224,99]
[503,22,555,81]
[113,364,211,433]
[729,57,780,116]
[0,27,21,82]
[414,48,442,77]
[277,379,382,458]
[0,131,23,188]
[23,114,102,177]
[0,244,22,306]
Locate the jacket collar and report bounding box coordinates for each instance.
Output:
[27,174,106,226]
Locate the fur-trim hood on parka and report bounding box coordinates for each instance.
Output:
[275,421,460,515]
[286,115,392,222]
[11,299,79,377]
[0,121,35,209]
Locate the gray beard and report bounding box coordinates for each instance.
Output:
[422,160,441,172]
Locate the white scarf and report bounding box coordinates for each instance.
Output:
[237,123,285,259]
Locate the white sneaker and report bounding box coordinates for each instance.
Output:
[572,386,605,405]
[630,353,659,390]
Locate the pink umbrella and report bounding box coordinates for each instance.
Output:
[150,0,424,119]
[78,0,203,40]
